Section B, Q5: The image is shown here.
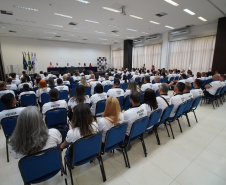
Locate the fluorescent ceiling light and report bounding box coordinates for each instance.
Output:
[54,13,72,18]
[60,39,70,41]
[41,37,52,39]
[129,15,143,20]
[165,25,174,29]
[102,7,120,13]
[99,38,108,40]
[102,43,109,45]
[127,36,134,39]
[142,32,149,35]
[85,19,99,24]
[13,5,39,11]
[112,34,120,36]
[76,0,90,4]
[198,16,207,22]
[48,24,63,28]
[183,9,195,15]
[0,26,5,29]
[95,31,105,34]
[164,0,179,6]
[150,21,160,25]
[127,28,137,32]
[69,35,75,36]
[44,31,57,34]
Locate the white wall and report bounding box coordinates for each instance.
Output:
[0,36,111,74]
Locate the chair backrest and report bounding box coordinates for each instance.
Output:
[34,87,39,93]
[117,96,124,109]
[104,123,127,153]
[71,84,78,89]
[104,85,112,93]
[70,88,76,98]
[45,108,67,128]
[220,86,226,95]
[21,94,37,106]
[184,98,194,112]
[1,116,18,138]
[191,96,202,110]
[146,109,162,131]
[172,102,187,120]
[135,78,140,83]
[175,76,179,81]
[140,93,144,104]
[59,90,68,101]
[162,78,168,83]
[95,100,106,117]
[129,116,149,141]
[215,87,222,96]
[155,90,160,97]
[85,87,91,96]
[70,134,102,166]
[152,80,155,84]
[41,93,50,104]
[123,96,132,110]
[127,74,132,80]
[19,147,62,184]
[0,100,6,112]
[169,77,174,82]
[122,83,129,91]
[159,105,174,125]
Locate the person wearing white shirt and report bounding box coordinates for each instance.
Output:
[168,70,174,82]
[6,78,17,91]
[0,93,25,122]
[60,103,98,150]
[101,75,113,87]
[0,81,15,98]
[183,83,194,101]
[186,71,194,83]
[18,84,36,100]
[55,62,60,67]
[90,84,107,116]
[190,79,204,99]
[156,83,171,114]
[169,74,187,87]
[62,74,70,86]
[170,82,186,118]
[124,80,138,97]
[78,63,81,67]
[132,71,139,81]
[18,77,33,91]
[152,76,161,92]
[143,89,158,117]
[98,97,124,142]
[35,80,51,103]
[141,76,153,92]
[42,88,68,114]
[204,75,222,97]
[107,79,124,98]
[10,73,21,85]
[90,74,101,95]
[219,74,226,87]
[55,79,69,92]
[124,91,147,135]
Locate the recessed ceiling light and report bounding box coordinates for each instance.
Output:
[142,32,150,35]
[112,34,120,37]
[54,13,73,18]
[127,36,135,39]
[48,24,63,28]
[165,25,174,29]
[60,39,70,41]
[164,0,179,6]
[73,28,78,30]
[183,9,195,15]
[129,15,143,20]
[150,21,160,25]
[44,31,57,34]
[102,43,109,45]
[102,7,120,13]
[85,19,99,24]
[95,31,105,34]
[127,28,137,32]
[99,38,108,40]
[198,17,207,22]
[69,35,75,36]
[13,5,39,11]
[76,0,90,4]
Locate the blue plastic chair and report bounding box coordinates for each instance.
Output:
[19,147,67,185]
[219,86,226,102]
[59,90,68,101]
[64,134,106,184]
[169,77,174,83]
[146,109,162,145]
[71,84,78,89]
[45,108,67,128]
[135,77,140,84]
[123,96,132,110]
[140,93,144,104]
[34,87,38,93]
[166,103,187,139]
[202,87,222,109]
[21,94,37,107]
[189,96,202,122]
[95,100,106,118]
[127,74,132,80]
[183,98,194,127]
[70,88,76,98]
[162,77,168,83]
[122,83,129,91]
[175,76,179,81]
[85,87,91,96]
[0,100,6,112]
[1,116,18,162]
[102,123,129,167]
[117,96,124,110]
[41,93,50,104]
[104,85,112,93]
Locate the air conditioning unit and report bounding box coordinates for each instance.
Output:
[133,38,144,44]
[169,28,190,36]
[145,34,162,41]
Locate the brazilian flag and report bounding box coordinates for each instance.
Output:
[27,52,33,71]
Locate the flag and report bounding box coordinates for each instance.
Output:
[31,52,35,72]
[22,52,28,70]
[34,53,38,72]
[27,52,33,71]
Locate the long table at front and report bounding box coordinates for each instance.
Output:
[47,67,98,74]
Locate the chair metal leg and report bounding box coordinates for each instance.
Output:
[168,121,175,139]
[6,140,9,162]
[185,113,191,127]
[177,119,183,133]
[193,111,198,123]
[212,100,215,109]
[122,148,128,167]
[140,134,147,157]
[164,122,170,137]
[154,127,161,145]
[98,155,107,182]
[66,162,74,185]
[124,147,130,168]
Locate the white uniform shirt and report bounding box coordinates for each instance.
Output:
[107,88,124,98]
[101,80,113,87]
[220,81,226,87]
[90,81,101,95]
[18,83,33,90]
[36,88,51,102]
[183,92,194,101]
[144,104,157,117]
[90,93,107,116]
[132,75,139,80]
[170,94,186,117]
[124,89,131,97]
[141,83,153,92]
[68,96,90,111]
[206,81,221,95]
[63,81,70,85]
[109,76,114,81]
[179,79,186,83]
[190,88,203,99]
[123,104,147,135]
[19,91,36,100]
[168,74,174,81]
[12,79,21,85]
[157,95,171,113]
[0,107,25,122]
[42,100,68,114]
[6,84,18,91]
[55,85,69,92]
[186,77,194,83]
[152,83,161,92]
[0,89,15,98]
[98,113,124,142]
[66,122,98,143]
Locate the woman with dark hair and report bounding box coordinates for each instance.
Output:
[9,106,62,159]
[60,103,98,149]
[143,89,158,117]
[48,77,55,89]
[34,76,41,88]
[121,75,128,84]
[18,84,35,101]
[68,85,90,111]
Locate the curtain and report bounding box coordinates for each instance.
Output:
[168,36,216,74]
[132,43,162,69]
[112,50,123,69]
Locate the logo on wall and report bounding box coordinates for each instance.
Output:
[97,57,107,71]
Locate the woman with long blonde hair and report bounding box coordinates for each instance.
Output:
[124,80,138,97]
[79,76,89,87]
[98,97,124,142]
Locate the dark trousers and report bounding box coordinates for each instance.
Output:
[203,90,214,97]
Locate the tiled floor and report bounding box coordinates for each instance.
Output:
[0,97,226,185]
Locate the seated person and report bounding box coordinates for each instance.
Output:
[42,72,49,81]
[19,84,36,101]
[10,73,20,85]
[18,77,33,91]
[0,81,15,98]
[125,80,138,97]
[203,75,221,97]
[169,73,187,87]
[141,76,153,92]
[48,77,56,88]
[98,73,105,82]
[186,71,194,83]
[79,77,90,87]
[220,74,226,87]
[62,74,70,86]
[170,82,186,118]
[35,80,51,104]
[120,75,128,84]
[98,97,124,143]
[90,74,101,95]
[90,84,107,116]
[183,83,194,101]
[6,78,18,91]
[9,106,62,159]
[55,78,69,92]
[34,76,41,88]
[0,93,25,122]
[42,88,68,114]
[190,79,203,99]
[143,89,158,117]
[131,71,139,80]
[49,62,54,68]
[123,91,147,135]
[156,83,171,113]
[60,103,98,149]
[107,79,124,98]
[152,76,162,92]
[101,75,113,87]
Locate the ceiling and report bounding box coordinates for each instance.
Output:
[0,0,225,45]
